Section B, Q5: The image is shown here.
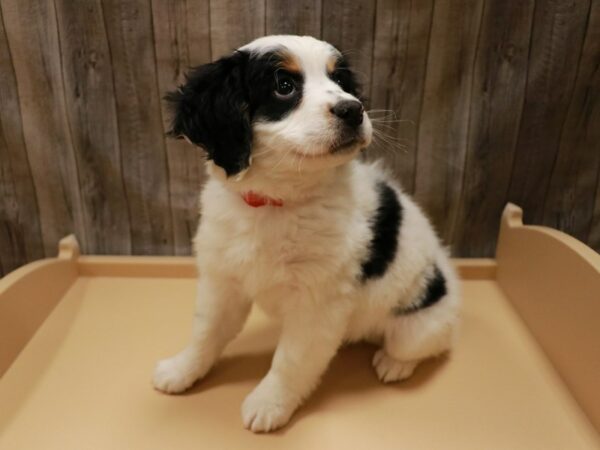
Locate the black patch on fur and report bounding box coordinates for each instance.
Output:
[393,266,447,316]
[166,51,252,176]
[329,55,361,99]
[166,49,304,176]
[249,57,304,122]
[360,182,402,281]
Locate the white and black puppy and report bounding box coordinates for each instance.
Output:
[153,35,460,433]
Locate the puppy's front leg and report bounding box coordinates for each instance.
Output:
[153,275,250,394]
[242,300,350,432]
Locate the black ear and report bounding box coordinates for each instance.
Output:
[166,51,251,176]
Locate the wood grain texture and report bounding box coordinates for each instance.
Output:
[102,0,174,254]
[321,0,377,100]
[0,6,44,274]
[369,0,434,194]
[452,0,536,257]
[592,176,600,253]
[507,0,591,225]
[414,0,485,245]
[55,0,132,255]
[1,0,600,275]
[1,0,85,256]
[544,1,600,247]
[151,0,210,255]
[209,0,266,58]
[581,0,600,254]
[266,0,321,36]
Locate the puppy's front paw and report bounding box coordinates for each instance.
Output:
[241,377,298,433]
[372,349,418,383]
[153,350,205,394]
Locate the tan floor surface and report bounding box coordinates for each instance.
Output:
[0,276,598,450]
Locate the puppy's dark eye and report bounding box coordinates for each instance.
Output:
[275,74,296,99]
[332,73,344,87]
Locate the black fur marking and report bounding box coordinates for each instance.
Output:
[393,266,447,316]
[166,49,304,176]
[250,63,303,122]
[360,182,402,281]
[166,51,252,176]
[329,55,361,99]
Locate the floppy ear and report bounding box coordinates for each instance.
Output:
[166,51,251,176]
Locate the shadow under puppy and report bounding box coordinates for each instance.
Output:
[153,35,460,433]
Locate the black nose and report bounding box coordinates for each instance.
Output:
[330,100,364,128]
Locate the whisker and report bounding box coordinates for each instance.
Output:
[372,122,400,133]
[370,132,412,155]
[372,128,412,145]
[366,109,396,113]
[297,151,306,173]
[272,146,292,171]
[370,118,416,126]
[366,109,399,119]
[252,147,279,157]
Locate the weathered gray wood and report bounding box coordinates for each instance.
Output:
[102,0,174,254]
[55,0,132,255]
[266,0,321,36]
[151,0,210,255]
[2,0,600,275]
[507,0,591,225]
[321,0,377,99]
[209,0,266,58]
[452,0,536,257]
[369,0,434,195]
[543,0,600,247]
[414,0,485,246]
[1,0,85,256]
[0,5,44,273]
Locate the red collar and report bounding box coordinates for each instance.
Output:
[241,191,284,208]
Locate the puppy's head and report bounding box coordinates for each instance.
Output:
[167,35,372,177]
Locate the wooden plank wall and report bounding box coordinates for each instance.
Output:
[0,0,599,275]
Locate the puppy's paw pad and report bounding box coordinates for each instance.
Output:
[242,385,295,433]
[372,350,417,383]
[153,354,201,394]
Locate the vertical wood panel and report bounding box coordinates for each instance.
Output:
[266,0,321,36]
[452,0,535,256]
[1,0,85,256]
[321,0,376,100]
[591,176,600,253]
[151,0,210,255]
[55,0,132,255]
[369,0,434,194]
[543,1,600,246]
[210,0,266,58]
[1,0,600,275]
[102,0,174,254]
[507,0,590,225]
[414,0,485,245]
[0,5,44,273]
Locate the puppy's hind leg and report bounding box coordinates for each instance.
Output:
[373,266,459,383]
[153,275,250,394]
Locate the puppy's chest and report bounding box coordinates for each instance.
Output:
[200,206,358,287]
[238,217,304,266]
[235,212,338,265]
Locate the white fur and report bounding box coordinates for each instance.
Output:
[153,35,460,433]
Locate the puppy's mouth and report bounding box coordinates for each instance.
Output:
[329,126,366,154]
[330,136,361,154]
[290,132,365,160]
[295,139,363,160]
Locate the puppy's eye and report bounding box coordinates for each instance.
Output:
[275,74,296,99]
[332,73,344,87]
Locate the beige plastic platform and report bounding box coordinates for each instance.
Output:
[1,204,599,449]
